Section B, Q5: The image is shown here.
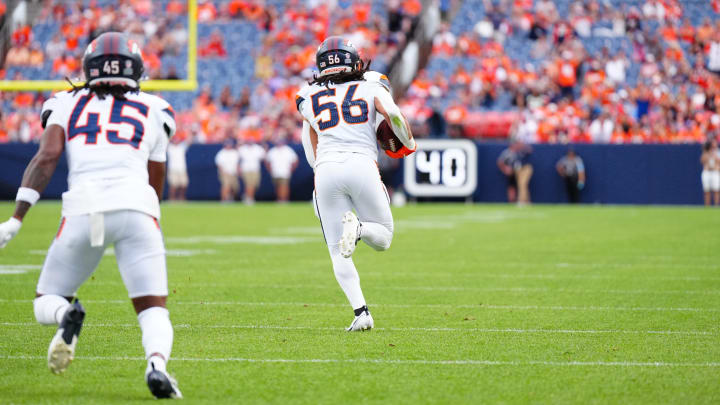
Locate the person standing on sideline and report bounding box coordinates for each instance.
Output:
[166,136,189,201]
[497,144,519,203]
[215,139,240,202]
[701,139,720,206]
[237,138,266,204]
[514,142,533,205]
[265,137,298,202]
[0,32,181,399]
[556,148,586,203]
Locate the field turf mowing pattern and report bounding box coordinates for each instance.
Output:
[0,202,719,404]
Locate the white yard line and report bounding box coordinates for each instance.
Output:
[6,278,720,296]
[373,273,720,282]
[165,236,317,245]
[2,354,717,367]
[29,249,218,257]
[1,298,718,312]
[0,265,42,275]
[1,322,714,335]
[7,270,720,284]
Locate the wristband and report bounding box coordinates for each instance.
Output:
[16,187,40,206]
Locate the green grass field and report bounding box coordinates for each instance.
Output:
[0,202,719,404]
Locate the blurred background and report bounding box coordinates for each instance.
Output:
[0,0,718,204]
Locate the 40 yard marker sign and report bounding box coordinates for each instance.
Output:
[403,139,478,197]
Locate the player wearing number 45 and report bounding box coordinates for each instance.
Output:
[0,32,182,399]
[295,36,416,331]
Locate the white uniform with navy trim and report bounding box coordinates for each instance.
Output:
[296,76,394,311]
[43,89,173,219]
[36,88,175,298]
[297,80,386,166]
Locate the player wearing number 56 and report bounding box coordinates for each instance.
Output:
[0,32,181,399]
[296,36,416,331]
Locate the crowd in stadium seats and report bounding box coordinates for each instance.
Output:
[403,0,720,144]
[1,0,419,143]
[2,0,720,145]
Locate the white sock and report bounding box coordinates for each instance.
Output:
[147,354,167,374]
[329,247,366,310]
[359,222,393,251]
[33,295,71,325]
[137,306,173,373]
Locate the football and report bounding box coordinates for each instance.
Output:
[376,119,401,153]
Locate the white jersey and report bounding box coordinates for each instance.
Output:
[42,88,176,219]
[266,145,298,178]
[296,78,390,165]
[238,143,266,173]
[167,142,188,173]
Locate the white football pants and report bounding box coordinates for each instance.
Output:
[36,210,168,298]
[314,153,393,309]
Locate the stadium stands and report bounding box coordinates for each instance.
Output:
[1,0,720,144]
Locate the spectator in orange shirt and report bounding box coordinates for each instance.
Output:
[402,0,422,16]
[697,18,714,47]
[28,43,44,66]
[52,53,79,76]
[452,65,472,87]
[660,20,678,44]
[678,18,696,44]
[166,0,185,16]
[556,51,578,100]
[12,25,31,46]
[13,92,33,109]
[353,1,371,24]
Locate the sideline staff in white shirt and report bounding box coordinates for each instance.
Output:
[265,138,298,202]
[167,137,189,201]
[238,139,266,204]
[215,139,240,202]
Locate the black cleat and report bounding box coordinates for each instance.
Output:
[146,363,183,399]
[48,299,85,374]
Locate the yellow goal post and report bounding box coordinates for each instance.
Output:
[0,0,197,92]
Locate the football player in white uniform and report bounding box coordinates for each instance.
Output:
[295,37,416,331]
[0,32,181,399]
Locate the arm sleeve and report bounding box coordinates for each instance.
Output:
[372,82,415,150]
[148,102,175,162]
[42,92,69,132]
[149,132,169,162]
[300,120,315,168]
